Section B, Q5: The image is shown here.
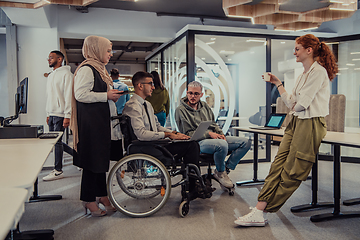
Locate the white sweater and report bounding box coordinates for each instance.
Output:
[46,65,73,118]
[281,61,330,119]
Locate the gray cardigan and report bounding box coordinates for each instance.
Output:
[175,97,223,141]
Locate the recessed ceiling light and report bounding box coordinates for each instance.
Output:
[246,39,266,43]
[346,63,355,66]
[280,42,286,44]
[350,52,360,54]
[228,59,232,61]
[326,42,340,45]
[206,41,215,45]
[210,38,216,41]
[352,59,360,61]
[219,50,235,55]
[338,68,348,70]
[201,57,206,60]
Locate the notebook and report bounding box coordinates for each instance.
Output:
[173,121,212,142]
[249,113,287,130]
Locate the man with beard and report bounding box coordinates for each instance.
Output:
[175,81,251,189]
[43,50,73,181]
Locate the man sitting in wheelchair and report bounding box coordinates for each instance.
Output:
[122,71,212,201]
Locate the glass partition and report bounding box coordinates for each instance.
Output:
[162,36,187,129]
[147,52,161,75]
[337,39,360,157]
[194,35,267,135]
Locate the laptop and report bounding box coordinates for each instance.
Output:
[249,113,287,130]
[173,121,212,142]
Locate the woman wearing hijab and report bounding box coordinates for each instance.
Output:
[70,35,122,217]
[146,71,170,127]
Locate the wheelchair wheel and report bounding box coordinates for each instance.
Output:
[107,154,171,217]
[179,201,189,218]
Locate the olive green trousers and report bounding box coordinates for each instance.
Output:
[258,115,327,212]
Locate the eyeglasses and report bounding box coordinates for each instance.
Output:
[187,91,201,96]
[47,57,58,61]
[141,81,154,87]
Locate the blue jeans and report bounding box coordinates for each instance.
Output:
[48,116,65,171]
[155,111,166,127]
[199,136,251,172]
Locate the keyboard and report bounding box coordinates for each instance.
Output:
[39,132,59,139]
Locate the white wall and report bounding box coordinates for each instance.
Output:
[17,26,59,129]
[0,34,8,117]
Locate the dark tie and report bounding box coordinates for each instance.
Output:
[143,102,153,131]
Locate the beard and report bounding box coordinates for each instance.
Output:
[49,60,58,68]
[187,98,199,108]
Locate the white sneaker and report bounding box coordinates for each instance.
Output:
[214,169,233,188]
[43,169,64,181]
[234,207,267,227]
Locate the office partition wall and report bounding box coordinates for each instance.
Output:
[146,27,360,161]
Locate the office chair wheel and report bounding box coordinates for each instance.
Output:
[107,154,171,217]
[179,201,189,217]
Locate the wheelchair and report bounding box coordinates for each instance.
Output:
[107,115,213,218]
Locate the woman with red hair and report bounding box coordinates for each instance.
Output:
[234,34,338,227]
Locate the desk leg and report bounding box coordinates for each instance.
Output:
[291,155,334,212]
[236,133,265,186]
[311,144,360,222]
[29,178,62,202]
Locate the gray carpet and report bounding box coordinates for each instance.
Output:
[19,152,360,240]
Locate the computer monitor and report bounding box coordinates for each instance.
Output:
[17,77,28,114]
[2,77,29,127]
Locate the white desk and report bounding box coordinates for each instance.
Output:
[0,188,28,240]
[234,127,360,222]
[0,136,61,197]
[0,134,62,240]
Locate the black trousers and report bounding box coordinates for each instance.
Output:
[80,169,107,202]
[164,141,200,167]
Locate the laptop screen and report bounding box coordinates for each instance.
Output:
[265,114,286,128]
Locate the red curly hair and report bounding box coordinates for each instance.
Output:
[296,34,338,81]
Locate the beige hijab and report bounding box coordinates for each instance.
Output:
[70,35,113,151]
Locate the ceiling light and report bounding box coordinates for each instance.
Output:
[295,27,319,32]
[246,39,266,43]
[275,29,295,32]
[330,0,344,2]
[210,38,216,41]
[338,68,348,70]
[280,42,286,44]
[346,63,355,66]
[220,50,235,55]
[201,57,206,60]
[227,15,255,24]
[228,58,232,61]
[352,59,360,61]
[206,41,215,45]
[326,42,340,45]
[350,52,360,54]
[329,8,356,11]
[354,68,360,70]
